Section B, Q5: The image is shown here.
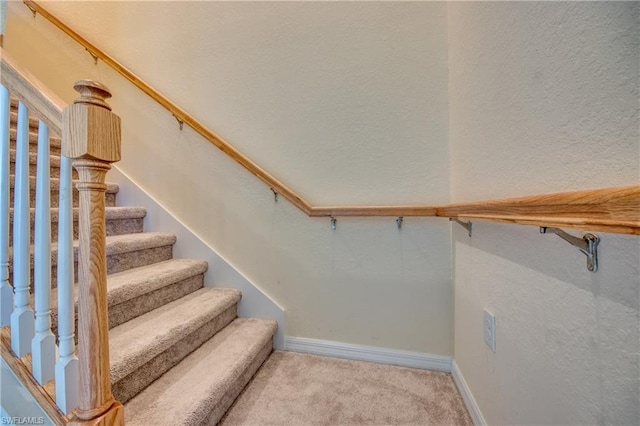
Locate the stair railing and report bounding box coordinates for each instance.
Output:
[19,0,640,237]
[63,80,124,425]
[1,47,124,425]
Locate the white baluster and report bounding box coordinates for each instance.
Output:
[55,154,78,413]
[32,121,55,384]
[10,101,34,356]
[0,85,11,326]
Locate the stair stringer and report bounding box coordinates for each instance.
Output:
[106,165,285,349]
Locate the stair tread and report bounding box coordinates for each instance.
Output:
[107,259,208,306]
[9,175,119,193]
[8,232,177,264]
[9,128,62,147]
[102,232,176,256]
[9,206,147,221]
[10,149,64,166]
[124,317,277,426]
[109,288,242,384]
[9,111,42,130]
[43,258,207,308]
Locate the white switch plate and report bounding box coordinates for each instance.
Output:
[484,309,496,352]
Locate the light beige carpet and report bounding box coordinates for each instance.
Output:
[220,351,472,426]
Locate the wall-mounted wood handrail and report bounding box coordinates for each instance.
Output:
[19,1,640,236]
[438,185,640,236]
[22,0,313,216]
[0,46,64,134]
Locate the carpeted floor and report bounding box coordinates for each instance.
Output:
[220,351,472,426]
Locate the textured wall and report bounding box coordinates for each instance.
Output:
[5,1,453,355]
[7,3,638,421]
[448,2,639,424]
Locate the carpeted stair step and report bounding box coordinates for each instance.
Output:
[106,259,209,328]
[45,258,208,335]
[9,175,118,208]
[10,110,40,131]
[8,232,177,289]
[10,128,62,156]
[124,317,277,426]
[109,288,242,404]
[9,148,78,179]
[10,99,60,137]
[9,206,145,243]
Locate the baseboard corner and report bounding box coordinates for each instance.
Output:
[451,360,486,426]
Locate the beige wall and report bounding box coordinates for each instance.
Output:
[5,1,453,355]
[6,1,639,422]
[448,2,639,424]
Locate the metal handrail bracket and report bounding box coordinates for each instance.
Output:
[540,227,600,272]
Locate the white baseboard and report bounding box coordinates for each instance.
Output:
[285,336,452,372]
[451,360,486,426]
[107,166,286,349]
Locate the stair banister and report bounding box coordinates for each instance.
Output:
[10,100,33,357]
[32,119,55,384]
[20,0,640,236]
[62,80,124,425]
[0,83,10,327]
[2,47,123,422]
[55,153,78,415]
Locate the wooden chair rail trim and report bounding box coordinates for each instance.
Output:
[0,47,65,134]
[15,1,640,236]
[1,328,70,426]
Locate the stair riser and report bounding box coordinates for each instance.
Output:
[9,245,174,289]
[9,188,116,208]
[8,216,144,243]
[112,305,238,404]
[49,274,205,342]
[206,340,273,425]
[10,129,62,156]
[108,274,204,329]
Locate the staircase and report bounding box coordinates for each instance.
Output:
[6,95,277,424]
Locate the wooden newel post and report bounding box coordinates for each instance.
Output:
[62,80,124,425]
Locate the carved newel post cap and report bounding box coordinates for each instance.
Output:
[62,79,121,162]
[73,80,112,111]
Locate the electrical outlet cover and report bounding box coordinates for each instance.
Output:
[484,309,496,352]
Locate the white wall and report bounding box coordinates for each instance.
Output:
[448,2,639,424]
[5,1,453,355]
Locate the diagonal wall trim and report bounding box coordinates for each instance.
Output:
[107,166,286,349]
[451,360,486,426]
[285,336,452,372]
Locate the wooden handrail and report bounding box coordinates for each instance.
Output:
[21,0,441,219]
[309,205,438,217]
[19,1,640,236]
[0,47,65,134]
[437,185,640,236]
[23,0,313,216]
